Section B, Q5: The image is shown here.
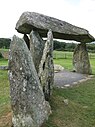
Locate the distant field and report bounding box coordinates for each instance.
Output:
[53,51,95,74]
[0,58,8,66]
[0,50,95,74]
[53,50,95,59]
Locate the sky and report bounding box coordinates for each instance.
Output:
[0,0,95,39]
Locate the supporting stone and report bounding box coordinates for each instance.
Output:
[73,43,92,74]
[39,29,54,101]
[30,30,45,73]
[8,35,51,127]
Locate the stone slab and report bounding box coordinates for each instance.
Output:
[16,12,95,43]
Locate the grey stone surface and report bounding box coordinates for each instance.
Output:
[73,43,92,74]
[15,12,95,43]
[54,64,64,72]
[30,30,45,73]
[39,30,54,101]
[0,66,8,70]
[8,35,51,127]
[54,70,87,87]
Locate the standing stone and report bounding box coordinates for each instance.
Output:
[39,30,54,101]
[30,30,45,73]
[73,43,92,74]
[8,35,51,127]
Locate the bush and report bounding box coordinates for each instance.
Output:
[0,38,11,49]
[0,52,3,58]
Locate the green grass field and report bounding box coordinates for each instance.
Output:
[0,50,95,127]
[0,58,8,66]
[53,51,95,74]
[43,78,95,127]
[0,70,11,127]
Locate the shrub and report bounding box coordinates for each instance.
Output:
[0,52,3,58]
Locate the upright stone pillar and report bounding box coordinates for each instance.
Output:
[8,35,51,127]
[30,30,45,73]
[39,29,54,101]
[73,43,92,74]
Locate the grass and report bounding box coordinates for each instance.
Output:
[53,50,95,59]
[53,51,95,74]
[0,70,11,127]
[0,48,9,52]
[1,71,95,127]
[42,78,95,127]
[54,58,73,71]
[54,58,95,74]
[0,50,95,126]
[0,58,8,66]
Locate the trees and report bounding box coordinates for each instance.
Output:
[54,40,95,53]
[53,40,66,50]
[53,40,76,51]
[0,38,11,48]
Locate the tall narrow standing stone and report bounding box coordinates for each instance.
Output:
[30,30,45,73]
[73,43,92,74]
[8,35,51,127]
[39,30,54,101]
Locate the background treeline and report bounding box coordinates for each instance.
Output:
[53,40,95,53]
[0,38,95,53]
[0,38,11,49]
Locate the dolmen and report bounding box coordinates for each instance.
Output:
[16,12,95,74]
[8,12,95,127]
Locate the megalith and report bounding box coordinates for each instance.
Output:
[16,12,95,43]
[8,35,51,127]
[73,43,92,74]
[39,29,54,101]
[30,30,45,73]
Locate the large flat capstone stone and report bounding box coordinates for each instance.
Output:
[16,12,95,43]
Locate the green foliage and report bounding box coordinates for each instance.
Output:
[54,40,95,53]
[0,52,3,58]
[53,40,76,51]
[53,40,66,51]
[65,42,76,51]
[0,38,11,49]
[87,43,95,53]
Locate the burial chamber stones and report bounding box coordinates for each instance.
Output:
[15,11,95,74]
[16,12,95,43]
[73,43,92,74]
[8,11,95,127]
[8,35,51,127]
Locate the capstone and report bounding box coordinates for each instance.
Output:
[15,12,95,43]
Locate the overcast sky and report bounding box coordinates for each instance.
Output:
[0,0,95,38]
